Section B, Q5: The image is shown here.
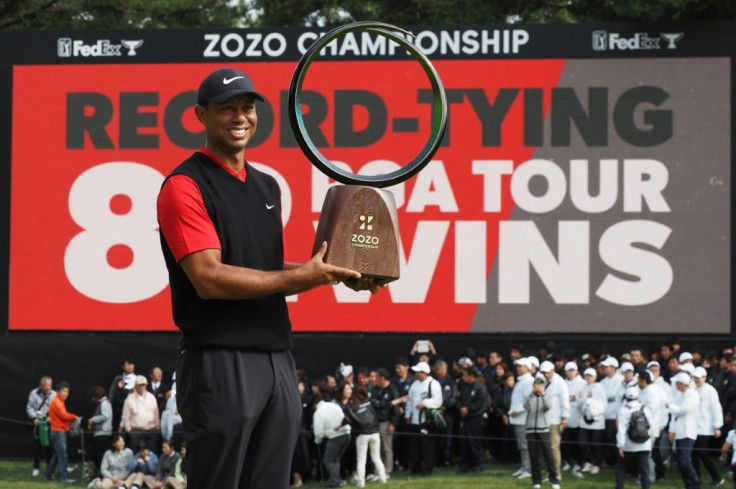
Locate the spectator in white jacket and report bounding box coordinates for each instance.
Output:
[540,361,570,475]
[313,381,351,488]
[563,362,586,471]
[692,367,724,486]
[405,361,442,476]
[638,370,667,482]
[600,356,624,467]
[668,372,702,489]
[509,357,534,479]
[615,387,654,489]
[578,367,607,474]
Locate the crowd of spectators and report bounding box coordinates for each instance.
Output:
[25,338,736,488]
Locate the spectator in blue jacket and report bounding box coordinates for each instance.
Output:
[123,441,158,489]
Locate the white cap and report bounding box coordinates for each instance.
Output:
[123,373,136,390]
[692,366,707,378]
[564,361,578,371]
[672,372,691,385]
[600,357,619,368]
[514,357,532,370]
[411,361,431,374]
[620,362,635,372]
[624,386,640,400]
[457,357,473,367]
[583,367,597,378]
[679,363,695,375]
[540,361,555,373]
[679,352,693,363]
[527,356,540,368]
[339,363,353,378]
[646,361,660,369]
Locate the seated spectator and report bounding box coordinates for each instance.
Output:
[124,441,159,489]
[141,440,180,489]
[87,385,113,470]
[164,442,187,489]
[90,433,133,489]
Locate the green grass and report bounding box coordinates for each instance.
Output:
[1,459,727,489]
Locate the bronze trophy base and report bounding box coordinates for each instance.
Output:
[312,185,400,285]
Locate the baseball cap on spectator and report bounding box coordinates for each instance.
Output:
[339,363,353,378]
[527,356,540,369]
[533,375,546,385]
[540,361,555,373]
[679,352,693,363]
[620,362,634,372]
[646,361,660,369]
[123,373,136,390]
[624,386,639,400]
[564,361,578,371]
[621,353,631,361]
[135,375,148,386]
[692,367,707,378]
[412,361,431,374]
[197,67,265,105]
[679,363,695,375]
[672,372,691,385]
[457,357,473,367]
[600,357,619,368]
[514,357,532,370]
[583,368,597,378]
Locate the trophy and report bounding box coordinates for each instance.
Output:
[288,22,448,285]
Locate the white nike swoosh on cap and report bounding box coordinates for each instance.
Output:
[266,204,275,209]
[223,76,245,84]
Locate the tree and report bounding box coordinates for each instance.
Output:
[0,0,249,30]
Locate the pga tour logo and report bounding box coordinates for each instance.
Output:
[57,38,144,57]
[592,31,683,51]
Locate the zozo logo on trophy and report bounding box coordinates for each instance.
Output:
[352,215,379,249]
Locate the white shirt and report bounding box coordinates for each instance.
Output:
[578,382,607,430]
[509,373,534,426]
[566,375,587,428]
[727,430,736,465]
[669,387,700,440]
[601,373,624,419]
[696,382,723,436]
[616,400,654,452]
[640,383,668,435]
[544,373,570,425]
[405,376,443,425]
[313,400,350,444]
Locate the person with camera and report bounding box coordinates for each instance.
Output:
[524,375,560,489]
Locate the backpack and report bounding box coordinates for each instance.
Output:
[627,407,650,443]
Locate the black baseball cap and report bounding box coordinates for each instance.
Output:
[196,67,265,105]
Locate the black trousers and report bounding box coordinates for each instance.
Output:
[459,416,484,470]
[616,450,650,489]
[580,428,604,467]
[692,435,721,483]
[562,427,582,467]
[32,431,52,469]
[527,432,558,485]
[604,419,617,466]
[177,348,301,489]
[408,424,435,475]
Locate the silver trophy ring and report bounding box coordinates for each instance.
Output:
[288,21,448,188]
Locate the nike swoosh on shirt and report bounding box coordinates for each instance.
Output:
[223,76,244,84]
[266,204,276,209]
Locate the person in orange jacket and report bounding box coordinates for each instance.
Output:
[43,382,79,483]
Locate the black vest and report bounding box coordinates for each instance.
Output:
[160,152,292,350]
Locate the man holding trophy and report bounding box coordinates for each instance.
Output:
[158,21,446,489]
